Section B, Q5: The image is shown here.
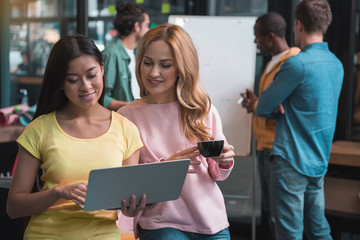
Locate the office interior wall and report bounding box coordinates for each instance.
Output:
[0,0,10,108]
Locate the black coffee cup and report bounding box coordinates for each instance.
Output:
[197,140,224,158]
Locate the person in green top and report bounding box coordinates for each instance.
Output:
[102,2,150,111]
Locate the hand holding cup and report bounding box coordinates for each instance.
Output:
[197,140,224,158]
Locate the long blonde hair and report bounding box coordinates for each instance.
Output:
[136,23,213,142]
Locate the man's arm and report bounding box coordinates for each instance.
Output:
[256,57,304,118]
[102,52,117,108]
[241,89,258,113]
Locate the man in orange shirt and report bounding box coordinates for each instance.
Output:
[241,12,300,239]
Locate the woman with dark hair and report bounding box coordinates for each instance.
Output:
[118,24,235,240]
[7,35,145,239]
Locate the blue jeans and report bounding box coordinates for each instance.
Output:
[270,156,332,240]
[257,149,275,240]
[137,225,230,240]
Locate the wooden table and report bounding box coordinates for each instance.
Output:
[329,141,360,167]
[325,141,360,215]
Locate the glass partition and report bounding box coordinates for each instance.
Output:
[89,0,118,17]
[353,4,360,140]
[6,0,267,108]
[64,0,77,17]
[88,20,106,51]
[29,22,60,76]
[28,0,58,18]
[10,0,27,18]
[8,0,75,106]
[87,0,189,50]
[9,23,28,76]
[216,0,267,15]
[66,21,77,36]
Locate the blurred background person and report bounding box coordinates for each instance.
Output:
[256,1,344,238]
[102,2,150,111]
[241,12,300,240]
[10,51,29,75]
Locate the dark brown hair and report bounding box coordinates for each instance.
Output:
[295,0,332,35]
[34,35,105,119]
[113,2,147,37]
[256,12,287,38]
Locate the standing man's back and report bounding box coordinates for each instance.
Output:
[102,2,150,111]
[241,12,300,240]
[262,43,343,175]
[256,0,344,239]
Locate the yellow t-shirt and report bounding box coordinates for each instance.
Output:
[17,111,143,240]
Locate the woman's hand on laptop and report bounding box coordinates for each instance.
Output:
[54,182,87,204]
[121,194,147,217]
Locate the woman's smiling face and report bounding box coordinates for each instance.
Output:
[140,40,179,104]
[63,54,104,109]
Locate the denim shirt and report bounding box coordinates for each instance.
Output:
[256,42,344,177]
[102,38,134,107]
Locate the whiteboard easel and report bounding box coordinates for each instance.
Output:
[169,15,257,156]
[169,16,259,240]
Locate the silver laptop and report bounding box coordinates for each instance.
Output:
[80,159,190,211]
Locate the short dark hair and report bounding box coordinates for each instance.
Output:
[34,35,104,119]
[295,0,332,35]
[113,2,147,37]
[256,12,287,38]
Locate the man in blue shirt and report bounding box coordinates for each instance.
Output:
[242,12,300,240]
[256,0,344,239]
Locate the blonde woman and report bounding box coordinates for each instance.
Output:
[118,24,235,240]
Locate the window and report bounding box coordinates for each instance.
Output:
[4,0,267,107]
[216,0,267,16]
[8,0,76,106]
[87,0,187,51]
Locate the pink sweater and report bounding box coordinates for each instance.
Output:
[117,100,233,236]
